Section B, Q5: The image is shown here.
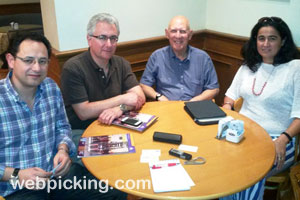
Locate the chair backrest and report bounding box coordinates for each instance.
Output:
[233,97,243,112]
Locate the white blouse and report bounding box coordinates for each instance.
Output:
[225,59,300,136]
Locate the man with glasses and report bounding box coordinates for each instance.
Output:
[61,13,145,129]
[140,15,219,101]
[0,33,126,199]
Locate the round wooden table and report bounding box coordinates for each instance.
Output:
[82,101,275,199]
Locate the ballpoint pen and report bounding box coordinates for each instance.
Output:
[151,163,179,169]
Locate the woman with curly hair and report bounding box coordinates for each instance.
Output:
[222,17,300,200]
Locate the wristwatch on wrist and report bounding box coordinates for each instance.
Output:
[155,93,162,101]
[9,168,20,186]
[119,104,129,113]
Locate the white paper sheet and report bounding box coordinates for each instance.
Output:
[149,159,195,193]
[178,144,198,152]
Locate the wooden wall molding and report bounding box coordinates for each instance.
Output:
[0,3,41,15]
[0,30,267,105]
[203,30,247,59]
[0,69,8,79]
[0,30,249,105]
[201,30,248,104]
[49,30,205,83]
[47,30,244,105]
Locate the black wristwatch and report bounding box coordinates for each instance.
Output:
[155,93,162,101]
[9,168,20,186]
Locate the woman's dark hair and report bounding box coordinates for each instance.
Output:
[7,32,52,58]
[241,17,300,72]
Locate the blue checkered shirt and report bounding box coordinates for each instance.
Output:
[0,72,76,197]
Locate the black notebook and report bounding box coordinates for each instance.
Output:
[184,100,226,125]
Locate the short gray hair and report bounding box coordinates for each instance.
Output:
[87,13,120,36]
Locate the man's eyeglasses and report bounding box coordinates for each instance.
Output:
[90,35,119,44]
[258,16,282,24]
[16,56,50,66]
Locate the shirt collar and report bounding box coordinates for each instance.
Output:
[169,45,191,62]
[4,71,44,103]
[87,49,115,75]
[87,49,101,71]
[4,71,18,102]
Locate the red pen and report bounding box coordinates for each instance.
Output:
[151,163,179,169]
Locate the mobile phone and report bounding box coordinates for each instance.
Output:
[121,117,142,127]
[50,163,62,178]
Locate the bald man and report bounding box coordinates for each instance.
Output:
[140,15,219,101]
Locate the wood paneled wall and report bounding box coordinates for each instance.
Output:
[0,2,41,79]
[48,30,246,105]
[0,69,8,79]
[0,3,41,15]
[0,30,248,105]
[202,30,247,104]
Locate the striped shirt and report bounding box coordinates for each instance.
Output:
[0,72,75,197]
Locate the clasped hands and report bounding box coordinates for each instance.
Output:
[98,92,144,125]
[17,149,71,190]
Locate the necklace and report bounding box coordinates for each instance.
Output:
[252,67,274,96]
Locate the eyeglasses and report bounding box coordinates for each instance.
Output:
[15,56,50,67]
[90,35,119,44]
[258,16,283,24]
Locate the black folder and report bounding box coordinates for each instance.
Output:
[184,100,226,125]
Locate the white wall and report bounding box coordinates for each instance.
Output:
[40,0,59,51]
[41,0,206,51]
[206,0,300,46]
[41,0,299,51]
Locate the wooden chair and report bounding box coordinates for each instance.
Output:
[233,97,300,200]
[290,162,300,200]
[233,97,243,112]
[265,135,300,200]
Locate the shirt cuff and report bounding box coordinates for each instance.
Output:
[0,164,5,180]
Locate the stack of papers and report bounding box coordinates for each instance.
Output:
[149,159,195,193]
